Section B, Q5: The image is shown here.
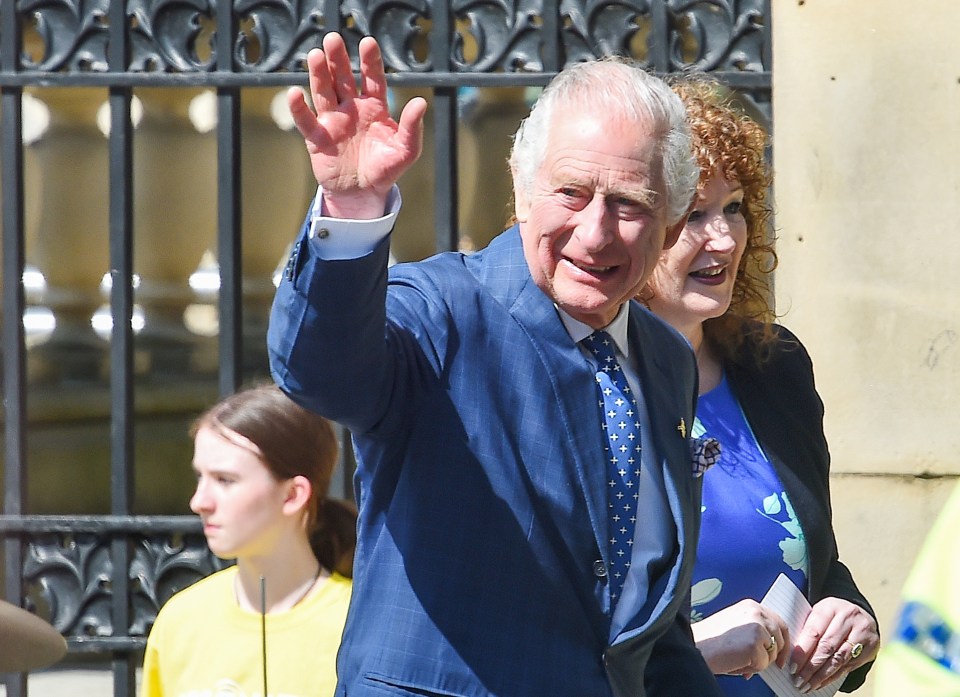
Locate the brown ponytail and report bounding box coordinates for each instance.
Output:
[309,497,358,578]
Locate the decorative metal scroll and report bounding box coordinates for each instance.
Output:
[23,530,223,641]
[16,0,769,78]
[3,519,228,649]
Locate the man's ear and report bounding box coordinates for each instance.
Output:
[663,215,687,250]
[283,475,313,517]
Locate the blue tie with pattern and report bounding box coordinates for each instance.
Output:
[583,330,641,608]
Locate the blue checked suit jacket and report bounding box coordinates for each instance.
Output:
[268,221,722,697]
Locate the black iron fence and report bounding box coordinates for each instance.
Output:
[0,1,771,694]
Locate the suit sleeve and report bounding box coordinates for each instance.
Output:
[268,214,389,427]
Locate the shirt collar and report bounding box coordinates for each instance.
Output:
[557,304,631,359]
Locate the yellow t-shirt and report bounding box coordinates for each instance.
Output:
[140,567,352,697]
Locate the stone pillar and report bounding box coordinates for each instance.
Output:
[132,87,217,376]
[26,88,110,383]
[387,86,529,260]
[239,87,315,374]
[390,87,437,262]
[0,94,46,330]
[458,87,529,249]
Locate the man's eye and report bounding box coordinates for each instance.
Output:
[686,209,704,223]
[724,201,743,215]
[614,200,647,219]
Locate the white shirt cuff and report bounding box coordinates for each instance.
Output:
[306,185,401,260]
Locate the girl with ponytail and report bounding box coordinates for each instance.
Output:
[141,383,356,697]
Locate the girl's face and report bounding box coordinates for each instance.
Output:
[645,175,748,337]
[189,425,293,561]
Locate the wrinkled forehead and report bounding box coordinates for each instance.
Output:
[541,112,666,189]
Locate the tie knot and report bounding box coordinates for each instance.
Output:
[583,331,618,363]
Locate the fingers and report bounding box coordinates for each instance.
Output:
[322,32,358,104]
[770,615,791,669]
[752,613,788,674]
[790,598,880,693]
[358,36,388,102]
[304,47,338,115]
[302,33,360,118]
[287,85,321,141]
[396,97,428,157]
[693,600,790,677]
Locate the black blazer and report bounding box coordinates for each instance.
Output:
[725,323,876,691]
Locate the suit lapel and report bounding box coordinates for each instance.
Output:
[474,227,611,557]
[510,278,611,558]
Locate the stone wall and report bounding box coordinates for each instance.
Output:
[772,2,960,692]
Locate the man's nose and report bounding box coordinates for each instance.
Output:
[573,195,615,250]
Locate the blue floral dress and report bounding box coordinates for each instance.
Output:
[691,374,809,696]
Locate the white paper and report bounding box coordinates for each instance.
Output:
[757,574,842,697]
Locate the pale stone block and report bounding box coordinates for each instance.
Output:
[772,0,960,477]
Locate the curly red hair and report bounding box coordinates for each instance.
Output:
[667,75,779,360]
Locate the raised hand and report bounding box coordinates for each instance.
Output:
[692,599,790,679]
[287,32,428,219]
[788,596,879,693]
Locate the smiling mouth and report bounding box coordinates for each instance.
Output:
[567,259,614,275]
[690,265,725,280]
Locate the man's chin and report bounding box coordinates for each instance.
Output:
[557,300,619,329]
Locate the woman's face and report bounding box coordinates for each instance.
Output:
[190,425,292,560]
[645,175,748,337]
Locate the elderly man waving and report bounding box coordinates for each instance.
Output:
[268,31,722,697]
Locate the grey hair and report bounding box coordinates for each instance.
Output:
[509,58,698,225]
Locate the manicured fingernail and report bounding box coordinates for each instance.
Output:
[789,661,797,675]
[800,685,811,695]
[793,676,805,689]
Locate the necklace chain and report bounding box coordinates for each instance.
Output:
[235,565,324,613]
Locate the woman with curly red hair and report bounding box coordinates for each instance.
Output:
[642,77,879,695]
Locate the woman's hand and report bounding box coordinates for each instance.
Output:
[693,599,791,679]
[788,597,880,693]
[286,32,427,219]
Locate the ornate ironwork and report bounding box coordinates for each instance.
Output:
[668,0,767,72]
[127,0,216,72]
[12,0,769,80]
[20,0,111,71]
[3,517,227,651]
[22,529,225,641]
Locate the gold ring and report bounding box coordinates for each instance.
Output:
[766,635,776,653]
[849,641,863,659]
